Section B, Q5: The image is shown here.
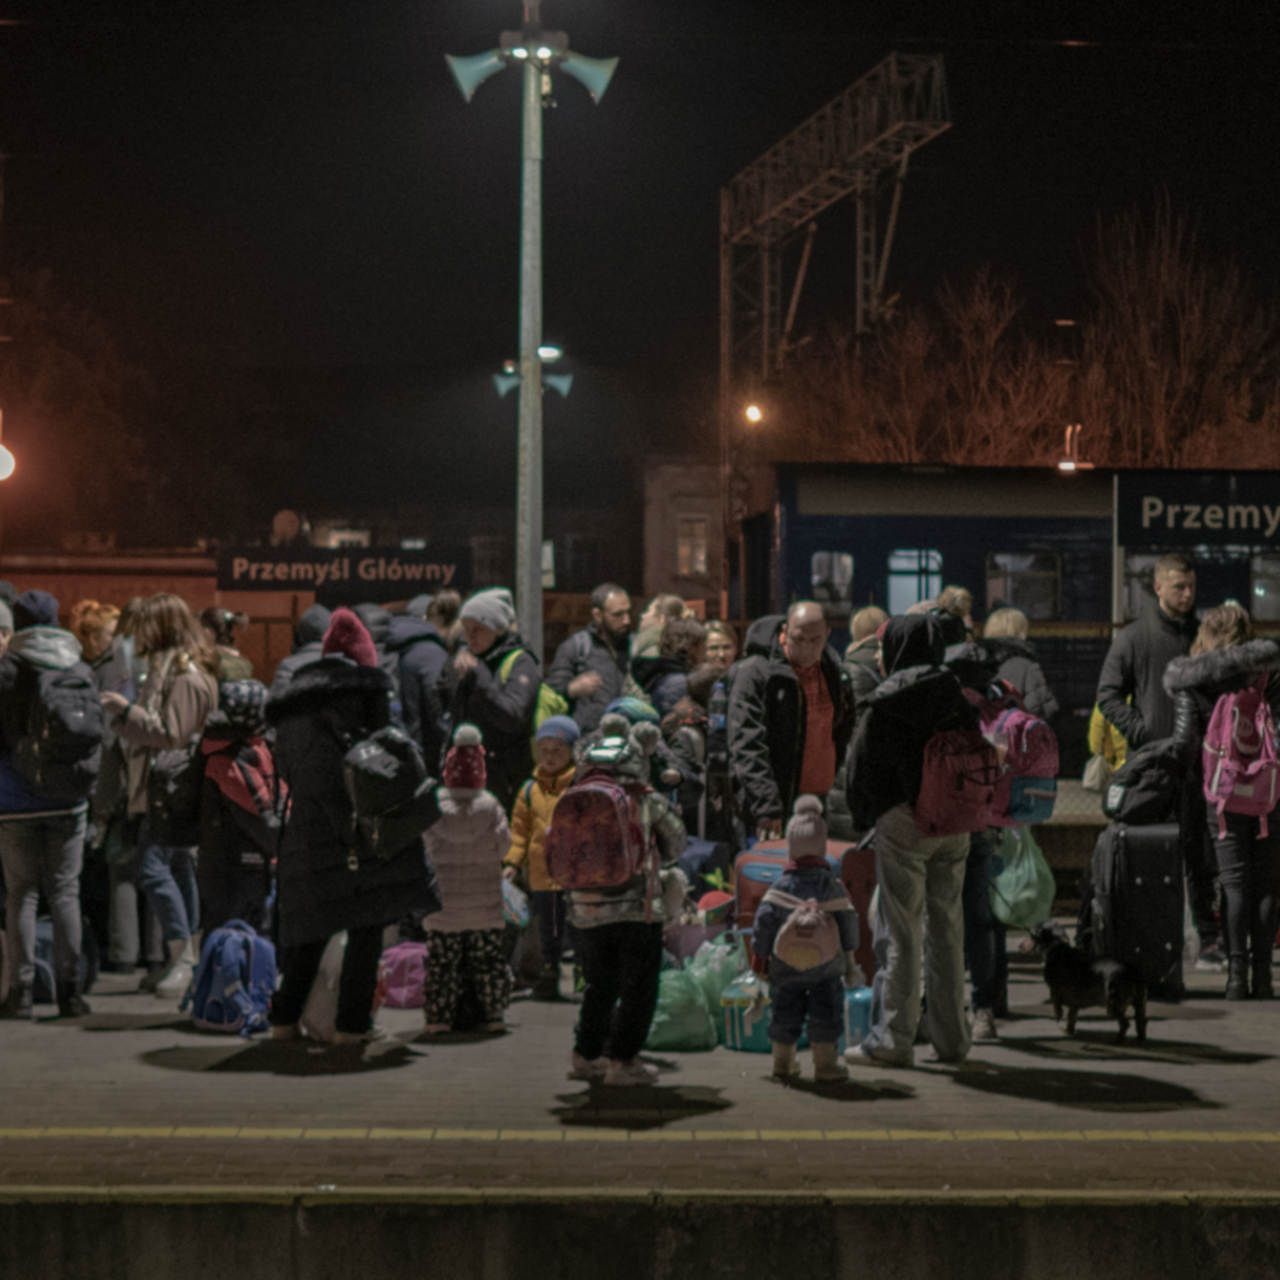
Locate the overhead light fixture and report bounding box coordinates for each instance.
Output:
[537,344,562,362]
[511,46,529,59]
[744,403,764,424]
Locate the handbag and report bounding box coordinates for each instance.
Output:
[989,826,1056,930]
[1081,753,1112,793]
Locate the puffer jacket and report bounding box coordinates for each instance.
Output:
[423,788,510,932]
[504,761,577,891]
[978,636,1059,721]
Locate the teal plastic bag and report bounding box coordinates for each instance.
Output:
[989,826,1056,929]
[645,968,718,1052]
[686,934,745,1025]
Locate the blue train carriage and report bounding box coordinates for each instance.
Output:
[746,464,1280,775]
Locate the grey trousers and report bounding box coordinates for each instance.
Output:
[0,811,88,988]
[862,803,971,1066]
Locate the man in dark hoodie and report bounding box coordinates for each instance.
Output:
[844,613,979,1069]
[268,605,332,699]
[728,602,854,840]
[386,594,450,771]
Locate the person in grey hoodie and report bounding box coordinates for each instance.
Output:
[386,596,450,772]
[0,591,104,1019]
[268,605,332,699]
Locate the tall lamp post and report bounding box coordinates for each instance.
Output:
[447,3,617,662]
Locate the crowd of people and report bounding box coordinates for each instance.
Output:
[0,551,1272,1085]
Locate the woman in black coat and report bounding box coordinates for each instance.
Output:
[266,609,441,1043]
[1164,604,1280,1002]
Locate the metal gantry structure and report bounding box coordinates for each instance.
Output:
[718,52,951,616]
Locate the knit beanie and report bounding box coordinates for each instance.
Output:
[459,587,516,636]
[321,607,378,667]
[443,723,486,790]
[294,604,332,648]
[604,696,661,726]
[786,795,827,860]
[218,679,268,735]
[405,594,433,620]
[536,714,580,745]
[14,590,60,630]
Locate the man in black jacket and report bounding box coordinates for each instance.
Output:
[727,602,854,840]
[1096,552,1197,748]
[386,598,450,771]
[546,583,632,733]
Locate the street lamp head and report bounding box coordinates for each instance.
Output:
[445,50,507,102]
[0,443,14,481]
[537,344,562,362]
[744,403,764,424]
[558,50,618,102]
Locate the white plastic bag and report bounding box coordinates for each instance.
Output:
[300,932,346,1042]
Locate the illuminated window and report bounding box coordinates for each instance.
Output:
[986,553,1062,621]
[1251,555,1280,621]
[888,549,942,615]
[811,552,854,615]
[542,539,556,590]
[677,517,708,577]
[328,529,370,548]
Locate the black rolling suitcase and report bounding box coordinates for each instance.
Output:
[1090,822,1183,984]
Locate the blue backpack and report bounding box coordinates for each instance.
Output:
[180,920,276,1036]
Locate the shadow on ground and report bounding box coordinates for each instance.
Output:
[72,1014,199,1032]
[938,1060,1222,1113]
[552,1084,733,1130]
[140,1039,421,1076]
[999,1033,1271,1067]
[1009,1001,1225,1024]
[774,1076,916,1103]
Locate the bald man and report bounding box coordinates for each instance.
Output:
[728,602,854,840]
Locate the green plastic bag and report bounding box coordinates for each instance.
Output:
[686,934,745,1026]
[989,826,1056,929]
[645,968,718,1052]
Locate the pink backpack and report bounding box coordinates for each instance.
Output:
[965,686,1060,825]
[545,771,653,895]
[375,942,428,1009]
[760,888,852,970]
[1202,677,1280,837]
[914,729,1002,837]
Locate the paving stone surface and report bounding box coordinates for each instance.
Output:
[3,956,1279,1193]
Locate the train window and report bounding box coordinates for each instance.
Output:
[985,553,1062,621]
[811,552,854,614]
[888,549,943,615]
[677,516,708,577]
[1251,555,1280,620]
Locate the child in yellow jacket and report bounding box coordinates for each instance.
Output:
[503,715,580,1000]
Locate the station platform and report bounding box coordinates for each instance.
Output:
[3,953,1279,1278]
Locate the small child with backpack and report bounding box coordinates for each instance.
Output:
[422,724,512,1033]
[750,795,859,1082]
[548,712,687,1085]
[503,714,581,1001]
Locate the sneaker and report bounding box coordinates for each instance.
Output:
[969,1007,998,1040]
[0,985,33,1020]
[603,1057,659,1086]
[843,1043,910,1069]
[568,1052,609,1080]
[1195,942,1228,972]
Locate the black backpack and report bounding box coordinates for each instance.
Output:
[339,724,442,864]
[1101,736,1181,825]
[13,665,105,805]
[146,737,206,847]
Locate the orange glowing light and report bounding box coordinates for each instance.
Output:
[744,404,763,424]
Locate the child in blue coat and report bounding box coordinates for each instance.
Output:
[751,795,859,1082]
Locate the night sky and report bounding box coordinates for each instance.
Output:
[2,1,1279,526]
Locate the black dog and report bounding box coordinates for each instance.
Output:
[1031,921,1147,1044]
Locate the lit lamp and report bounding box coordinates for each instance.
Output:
[0,410,14,481]
[1058,423,1092,473]
[744,403,764,424]
[493,349,574,399]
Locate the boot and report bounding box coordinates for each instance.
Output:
[0,984,33,1020]
[771,1041,800,1080]
[532,966,561,1001]
[812,1041,849,1082]
[56,981,90,1019]
[155,938,196,999]
[1252,956,1275,1001]
[1225,957,1250,1001]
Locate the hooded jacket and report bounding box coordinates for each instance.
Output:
[505,760,577,891]
[423,786,510,933]
[353,603,402,705]
[727,615,855,829]
[266,657,440,950]
[386,615,450,771]
[1096,600,1197,748]
[0,626,101,817]
[1164,639,1280,767]
[977,636,1059,721]
[268,605,332,700]
[846,614,979,830]
[546,623,631,733]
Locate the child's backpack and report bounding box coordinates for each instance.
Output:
[375,941,428,1009]
[13,665,104,805]
[760,888,852,971]
[498,648,571,761]
[544,770,652,894]
[1202,677,1280,837]
[180,919,276,1036]
[966,685,1059,825]
[914,728,1002,837]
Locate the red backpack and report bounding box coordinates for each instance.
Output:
[545,770,654,895]
[913,728,1002,837]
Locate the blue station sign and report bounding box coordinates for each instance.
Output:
[1117,471,1280,547]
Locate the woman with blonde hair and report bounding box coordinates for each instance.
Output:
[979,607,1059,721]
[1165,602,1280,1000]
[102,594,219,998]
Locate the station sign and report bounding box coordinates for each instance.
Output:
[1117,471,1280,548]
[216,547,472,605]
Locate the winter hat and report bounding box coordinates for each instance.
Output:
[218,679,268,735]
[321,607,378,667]
[294,604,332,648]
[0,600,12,632]
[459,587,516,635]
[604,696,661,726]
[536,714,580,745]
[13,589,60,630]
[405,594,433,620]
[443,723,486,790]
[786,795,828,860]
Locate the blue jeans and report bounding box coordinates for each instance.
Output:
[136,822,199,944]
[963,830,1008,1013]
[769,974,844,1045]
[0,811,88,987]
